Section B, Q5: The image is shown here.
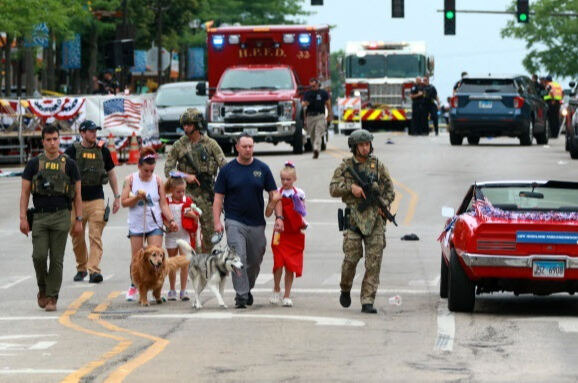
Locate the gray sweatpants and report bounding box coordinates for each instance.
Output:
[225,219,267,301]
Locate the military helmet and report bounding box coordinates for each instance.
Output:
[348,129,374,148]
[180,108,204,127]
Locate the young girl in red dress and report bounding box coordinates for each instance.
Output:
[164,175,200,301]
[266,162,307,307]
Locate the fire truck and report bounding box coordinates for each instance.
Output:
[341,41,434,131]
[200,25,330,154]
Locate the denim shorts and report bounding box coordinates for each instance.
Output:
[127,228,164,238]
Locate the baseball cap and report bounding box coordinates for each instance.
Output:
[79,120,101,131]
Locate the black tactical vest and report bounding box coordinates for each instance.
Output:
[32,154,74,198]
[74,142,108,186]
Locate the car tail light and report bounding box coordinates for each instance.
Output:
[450,96,458,108]
[513,96,525,108]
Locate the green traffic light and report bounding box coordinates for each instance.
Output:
[519,13,527,21]
[445,10,455,19]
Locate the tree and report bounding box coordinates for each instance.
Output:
[330,50,345,103]
[501,0,578,78]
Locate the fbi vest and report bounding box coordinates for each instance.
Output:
[32,153,74,198]
[74,142,108,186]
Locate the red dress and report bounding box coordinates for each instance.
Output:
[272,191,305,277]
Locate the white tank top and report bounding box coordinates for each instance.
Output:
[128,171,163,234]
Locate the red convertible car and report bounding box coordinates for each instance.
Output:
[439,181,578,312]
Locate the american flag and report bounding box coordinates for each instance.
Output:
[103,98,142,129]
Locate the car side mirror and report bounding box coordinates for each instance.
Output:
[441,206,455,218]
[196,82,207,96]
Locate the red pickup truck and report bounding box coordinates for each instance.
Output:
[199,25,330,154]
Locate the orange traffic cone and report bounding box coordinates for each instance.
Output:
[107,133,119,166]
[127,132,140,165]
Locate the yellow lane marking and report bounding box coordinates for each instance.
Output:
[393,180,418,225]
[99,299,170,383]
[59,292,132,383]
[390,191,403,217]
[325,144,418,225]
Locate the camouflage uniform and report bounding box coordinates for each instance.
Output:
[329,155,395,305]
[165,134,226,252]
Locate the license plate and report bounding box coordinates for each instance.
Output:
[479,101,493,109]
[243,128,258,135]
[532,260,565,278]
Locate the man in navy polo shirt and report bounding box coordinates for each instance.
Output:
[213,133,283,308]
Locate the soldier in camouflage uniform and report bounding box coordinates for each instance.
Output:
[329,129,395,314]
[164,108,227,252]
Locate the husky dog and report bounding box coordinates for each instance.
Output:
[176,239,244,309]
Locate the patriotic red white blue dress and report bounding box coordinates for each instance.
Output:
[272,187,306,277]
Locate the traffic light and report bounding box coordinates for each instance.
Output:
[392,0,404,18]
[444,0,456,35]
[311,0,323,5]
[517,0,529,23]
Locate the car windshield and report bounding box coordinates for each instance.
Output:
[346,54,425,79]
[219,68,294,90]
[480,185,578,211]
[156,86,207,107]
[459,79,517,93]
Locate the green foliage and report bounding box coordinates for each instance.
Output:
[330,50,345,101]
[501,0,578,77]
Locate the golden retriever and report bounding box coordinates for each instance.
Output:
[130,245,192,306]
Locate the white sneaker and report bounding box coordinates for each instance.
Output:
[167,290,177,301]
[282,297,293,307]
[269,292,281,305]
[126,286,137,301]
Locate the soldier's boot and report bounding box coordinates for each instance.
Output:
[361,303,377,314]
[339,291,351,308]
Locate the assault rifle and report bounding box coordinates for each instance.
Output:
[184,152,215,202]
[346,165,398,227]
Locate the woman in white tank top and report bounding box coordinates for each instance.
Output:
[120,148,178,301]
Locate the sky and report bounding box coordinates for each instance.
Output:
[300,0,538,101]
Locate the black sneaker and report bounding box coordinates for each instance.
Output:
[89,273,103,283]
[235,300,247,309]
[247,292,254,306]
[73,271,87,282]
[339,291,351,308]
[361,304,378,314]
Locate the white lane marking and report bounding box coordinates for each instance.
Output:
[224,287,431,295]
[28,341,57,350]
[558,160,568,165]
[0,317,58,321]
[0,334,57,340]
[307,199,341,204]
[0,369,74,374]
[133,312,365,327]
[0,276,31,289]
[255,273,273,285]
[434,304,455,352]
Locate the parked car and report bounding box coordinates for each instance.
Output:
[156,81,208,143]
[439,181,578,312]
[564,81,577,159]
[449,75,549,146]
